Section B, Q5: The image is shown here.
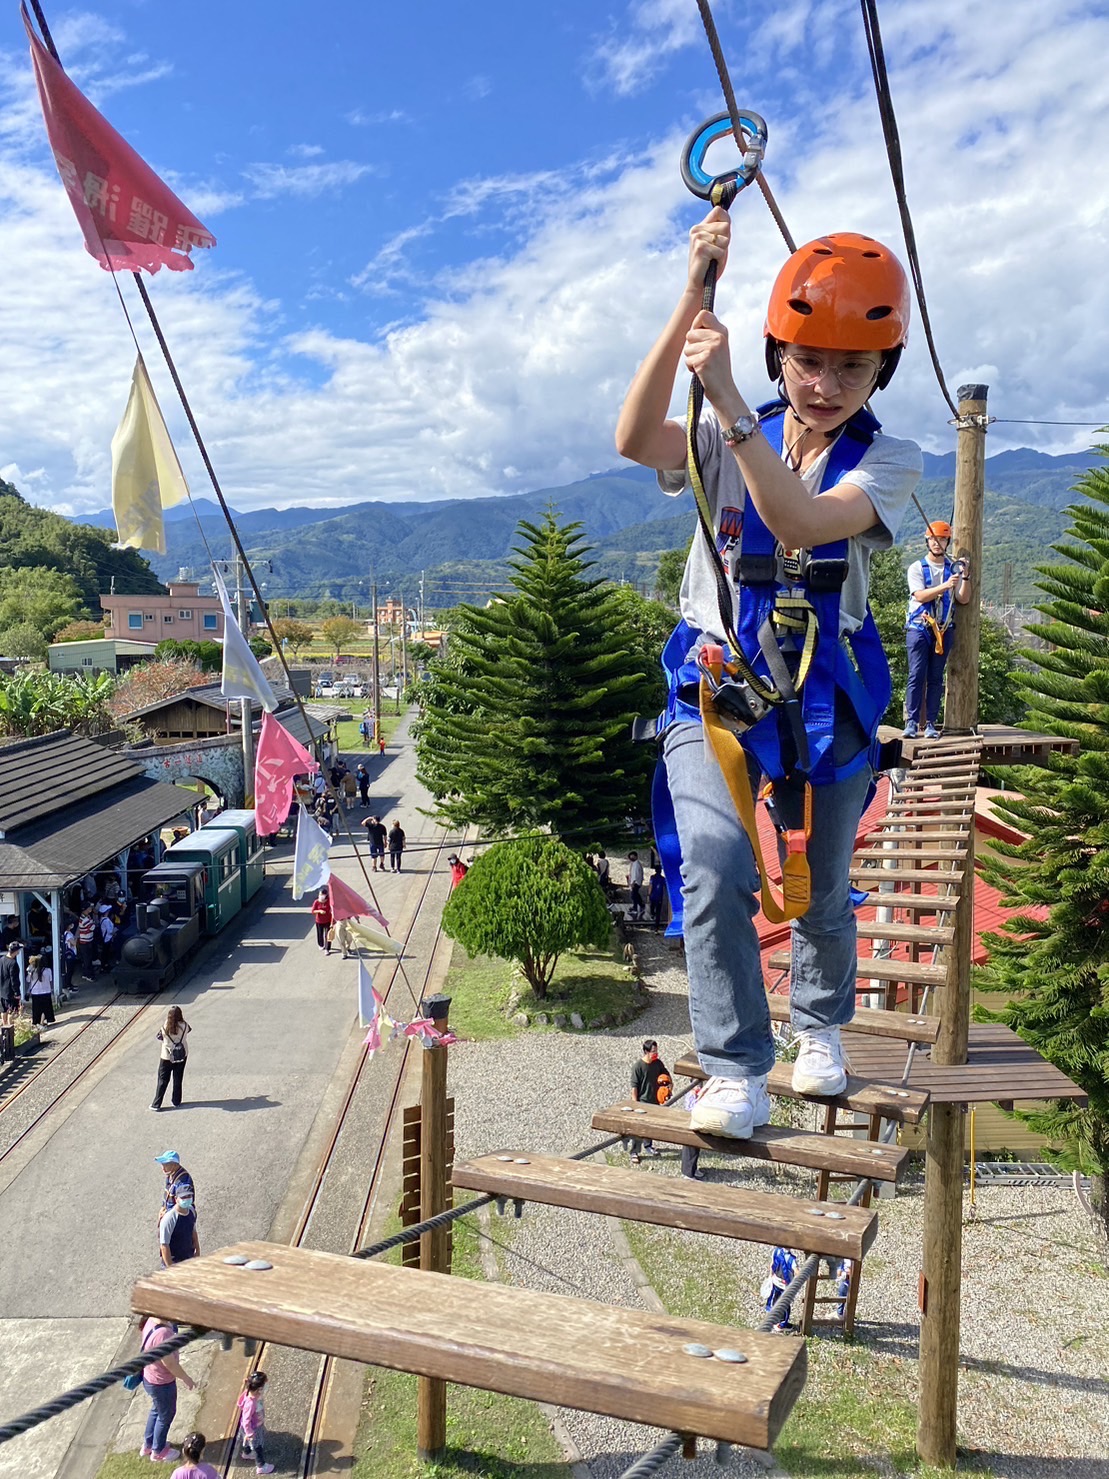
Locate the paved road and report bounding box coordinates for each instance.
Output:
[0,715,453,1478]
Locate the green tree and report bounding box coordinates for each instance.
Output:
[320,615,360,657]
[0,668,115,737]
[271,618,315,656]
[0,621,48,661]
[655,537,693,607]
[974,453,1109,1228]
[441,835,610,999]
[414,511,656,838]
[0,479,162,603]
[154,638,223,672]
[53,619,108,643]
[0,565,82,639]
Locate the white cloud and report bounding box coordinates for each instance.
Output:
[586,0,703,97]
[287,143,325,158]
[242,159,376,198]
[346,107,411,126]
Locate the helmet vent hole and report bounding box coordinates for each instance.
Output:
[866,305,893,320]
[862,251,881,259]
[788,299,813,315]
[813,247,833,255]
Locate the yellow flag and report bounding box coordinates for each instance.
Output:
[110,356,188,554]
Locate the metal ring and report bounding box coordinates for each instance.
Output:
[680,110,768,202]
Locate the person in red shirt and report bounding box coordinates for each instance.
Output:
[310,889,333,954]
[448,855,468,890]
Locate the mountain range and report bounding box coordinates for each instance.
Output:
[67,445,1102,608]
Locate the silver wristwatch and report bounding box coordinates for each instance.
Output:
[721,413,761,447]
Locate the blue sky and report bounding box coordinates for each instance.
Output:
[1,0,1108,516]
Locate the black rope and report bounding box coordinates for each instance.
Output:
[693,0,796,251]
[858,0,957,418]
[618,1432,687,1479]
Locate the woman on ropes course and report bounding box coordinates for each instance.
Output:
[615,202,922,1139]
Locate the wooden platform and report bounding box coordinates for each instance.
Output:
[451,1153,878,1259]
[763,993,939,1043]
[131,1242,807,1450]
[591,1103,910,1181]
[878,724,1074,769]
[841,1023,1089,1106]
[673,1054,929,1125]
[766,950,945,990]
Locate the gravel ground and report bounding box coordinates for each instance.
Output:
[447,925,1109,1479]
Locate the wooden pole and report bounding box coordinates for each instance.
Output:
[416,998,451,1461]
[371,581,382,747]
[917,384,988,1468]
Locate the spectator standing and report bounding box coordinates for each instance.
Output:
[170,1431,219,1479]
[629,1040,672,1164]
[356,763,370,807]
[315,791,340,839]
[62,920,78,994]
[137,1316,195,1463]
[627,852,645,920]
[236,1371,275,1474]
[328,916,355,960]
[27,954,55,1032]
[1,943,22,1026]
[76,905,97,980]
[388,820,406,873]
[151,1005,191,1111]
[359,714,372,746]
[595,849,612,899]
[311,889,333,953]
[341,769,358,812]
[904,521,972,738]
[378,735,386,757]
[681,1081,705,1180]
[647,865,667,932]
[447,854,468,890]
[98,903,118,969]
[361,815,387,871]
[159,1181,199,1267]
[154,1150,195,1219]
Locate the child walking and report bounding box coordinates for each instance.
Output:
[237,1371,274,1474]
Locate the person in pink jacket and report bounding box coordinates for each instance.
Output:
[169,1431,218,1478]
[236,1370,274,1474]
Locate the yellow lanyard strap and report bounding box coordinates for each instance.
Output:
[922,612,945,655]
[699,678,812,923]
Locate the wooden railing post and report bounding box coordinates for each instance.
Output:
[417,994,451,1462]
[918,385,988,1468]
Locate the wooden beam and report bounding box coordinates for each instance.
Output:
[766,951,946,989]
[855,920,955,946]
[672,1053,930,1124]
[590,1104,910,1181]
[762,994,938,1042]
[132,1243,808,1450]
[850,890,960,913]
[854,846,968,861]
[850,866,965,886]
[451,1153,878,1259]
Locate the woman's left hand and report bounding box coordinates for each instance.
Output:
[683,308,737,406]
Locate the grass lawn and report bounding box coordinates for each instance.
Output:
[98,1455,161,1479]
[334,702,408,755]
[444,936,643,1042]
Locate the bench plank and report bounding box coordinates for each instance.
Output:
[591,1103,909,1181]
[451,1153,878,1259]
[673,1053,929,1124]
[767,950,946,989]
[132,1243,807,1450]
[763,994,940,1043]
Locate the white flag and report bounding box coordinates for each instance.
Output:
[212,564,278,712]
[358,959,378,1029]
[291,805,332,900]
[110,357,189,555]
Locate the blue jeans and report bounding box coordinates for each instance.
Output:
[663,721,872,1078]
[905,625,953,726]
[142,1380,177,1453]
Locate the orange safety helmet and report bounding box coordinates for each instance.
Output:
[926,520,953,539]
[765,233,911,390]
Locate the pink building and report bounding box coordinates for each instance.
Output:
[101,580,225,642]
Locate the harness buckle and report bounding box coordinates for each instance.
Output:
[738,553,777,585]
[783,829,807,857]
[805,558,849,592]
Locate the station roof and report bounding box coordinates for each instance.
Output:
[0,731,196,891]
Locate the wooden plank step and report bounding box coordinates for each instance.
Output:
[591,1104,909,1182]
[850,866,965,885]
[451,1153,878,1259]
[673,1053,929,1124]
[883,799,973,813]
[849,889,961,913]
[854,845,967,861]
[855,920,954,946]
[132,1242,807,1450]
[767,950,946,989]
[763,994,939,1043]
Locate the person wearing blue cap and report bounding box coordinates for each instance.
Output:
[159,1181,199,1268]
[154,1150,195,1221]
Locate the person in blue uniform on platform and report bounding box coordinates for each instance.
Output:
[903,520,972,738]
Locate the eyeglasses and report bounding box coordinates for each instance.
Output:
[780,351,882,392]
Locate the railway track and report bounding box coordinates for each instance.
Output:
[216,816,470,1478]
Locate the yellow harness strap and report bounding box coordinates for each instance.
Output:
[922,612,946,655]
[699,677,812,923]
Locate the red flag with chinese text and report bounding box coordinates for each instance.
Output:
[23,6,216,274]
[254,712,317,838]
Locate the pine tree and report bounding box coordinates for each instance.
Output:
[975,452,1109,1221]
[414,511,656,838]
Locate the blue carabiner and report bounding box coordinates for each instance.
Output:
[680,110,768,201]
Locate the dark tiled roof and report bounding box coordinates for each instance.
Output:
[0,775,196,890]
[123,681,296,723]
[0,731,143,834]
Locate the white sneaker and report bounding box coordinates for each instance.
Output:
[688,1074,770,1140]
[792,1027,848,1097]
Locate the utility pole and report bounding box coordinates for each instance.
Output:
[235,554,255,807]
[400,607,408,698]
[416,994,452,1460]
[917,384,988,1469]
[419,570,425,635]
[371,580,382,746]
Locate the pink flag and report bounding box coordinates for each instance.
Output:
[24,6,216,274]
[328,871,388,930]
[254,712,317,837]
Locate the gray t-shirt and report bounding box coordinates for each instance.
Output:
[658,410,922,643]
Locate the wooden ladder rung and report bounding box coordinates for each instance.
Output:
[863,827,970,843]
[854,845,967,862]
[850,866,965,885]
[850,889,960,913]
[766,950,946,989]
[763,994,939,1044]
[591,1104,910,1181]
[883,800,973,814]
[855,921,954,946]
[132,1243,807,1450]
[451,1153,878,1259]
[673,1053,929,1124]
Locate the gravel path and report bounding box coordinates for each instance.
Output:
[447,926,1109,1479]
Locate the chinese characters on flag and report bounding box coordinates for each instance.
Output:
[24,5,216,274]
